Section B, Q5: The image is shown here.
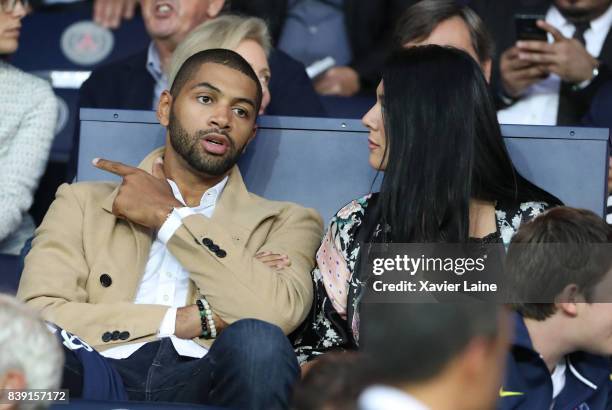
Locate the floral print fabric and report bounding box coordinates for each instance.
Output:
[293,194,550,364]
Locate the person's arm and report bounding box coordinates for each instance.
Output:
[17,183,169,349]
[91,157,324,336]
[267,49,327,117]
[0,81,57,242]
[166,205,323,335]
[292,223,355,365]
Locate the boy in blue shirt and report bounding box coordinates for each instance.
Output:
[500,207,612,410]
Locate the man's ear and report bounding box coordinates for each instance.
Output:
[556,284,585,318]
[483,58,492,84]
[207,0,226,19]
[157,90,173,127]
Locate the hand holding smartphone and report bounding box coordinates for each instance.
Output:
[515,14,548,42]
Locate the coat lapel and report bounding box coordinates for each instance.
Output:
[99,147,280,288]
[100,148,164,295]
[212,164,281,242]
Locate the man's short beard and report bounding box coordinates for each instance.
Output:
[555,1,612,23]
[168,110,242,176]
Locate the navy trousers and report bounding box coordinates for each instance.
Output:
[63,319,300,409]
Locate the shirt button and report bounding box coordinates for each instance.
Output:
[163,295,169,302]
[165,271,172,279]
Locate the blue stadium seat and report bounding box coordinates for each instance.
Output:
[78,109,610,219]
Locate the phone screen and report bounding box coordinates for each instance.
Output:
[515,14,548,41]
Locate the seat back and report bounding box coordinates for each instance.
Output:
[78,109,610,220]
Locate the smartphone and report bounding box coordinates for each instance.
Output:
[515,14,548,41]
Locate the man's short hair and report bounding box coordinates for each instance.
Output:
[395,0,494,63]
[0,294,63,409]
[507,207,612,320]
[169,48,263,113]
[361,303,500,383]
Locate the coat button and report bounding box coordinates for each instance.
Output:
[100,274,112,287]
[209,244,220,252]
[102,332,112,342]
[216,249,227,258]
[202,238,213,247]
[111,331,120,341]
[119,331,130,340]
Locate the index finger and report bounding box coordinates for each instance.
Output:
[537,20,565,42]
[93,157,137,177]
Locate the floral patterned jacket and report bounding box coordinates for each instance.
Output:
[293,193,551,364]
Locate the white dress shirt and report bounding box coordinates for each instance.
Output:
[358,386,430,410]
[498,4,612,126]
[101,176,228,359]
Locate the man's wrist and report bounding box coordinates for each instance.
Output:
[175,305,200,339]
[574,58,600,88]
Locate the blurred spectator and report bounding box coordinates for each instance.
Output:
[32,0,137,29]
[230,0,416,96]
[69,0,324,180]
[0,294,63,410]
[292,352,367,410]
[503,207,612,409]
[168,15,272,115]
[395,0,494,82]
[472,0,612,126]
[358,302,510,410]
[0,0,57,254]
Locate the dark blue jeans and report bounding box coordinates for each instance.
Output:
[64,319,300,409]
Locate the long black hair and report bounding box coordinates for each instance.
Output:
[373,45,560,243]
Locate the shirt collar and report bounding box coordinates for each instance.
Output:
[358,385,430,410]
[589,3,612,35]
[549,4,612,33]
[146,42,166,84]
[167,176,229,211]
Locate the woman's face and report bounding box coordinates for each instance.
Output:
[0,1,26,55]
[234,39,271,115]
[362,81,388,170]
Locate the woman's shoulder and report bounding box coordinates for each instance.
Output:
[0,62,54,97]
[331,193,377,225]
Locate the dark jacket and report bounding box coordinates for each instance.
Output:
[67,47,325,180]
[498,314,612,410]
[471,0,612,122]
[230,0,417,91]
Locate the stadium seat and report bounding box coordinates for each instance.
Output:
[78,109,610,220]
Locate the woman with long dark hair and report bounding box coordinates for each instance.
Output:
[294,45,560,365]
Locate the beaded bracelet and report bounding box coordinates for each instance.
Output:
[195,299,210,339]
[196,298,217,339]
